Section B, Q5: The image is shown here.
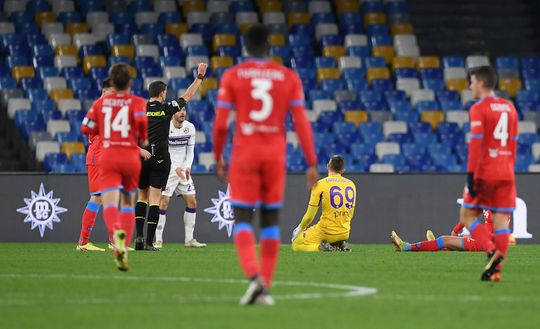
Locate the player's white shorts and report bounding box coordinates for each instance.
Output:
[162,169,196,197]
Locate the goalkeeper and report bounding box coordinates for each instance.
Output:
[291,155,357,252]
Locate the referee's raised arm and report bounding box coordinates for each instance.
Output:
[181,63,208,102]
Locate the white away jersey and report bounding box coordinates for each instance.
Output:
[168,120,195,169]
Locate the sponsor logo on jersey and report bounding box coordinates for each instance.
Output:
[147,111,166,116]
[17,183,67,237]
[489,148,499,158]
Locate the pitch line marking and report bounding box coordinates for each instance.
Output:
[0,273,377,304]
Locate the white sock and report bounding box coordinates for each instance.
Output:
[156,212,167,242]
[184,208,196,243]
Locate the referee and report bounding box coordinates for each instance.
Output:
[135,63,207,250]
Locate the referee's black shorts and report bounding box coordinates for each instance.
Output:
[139,157,171,190]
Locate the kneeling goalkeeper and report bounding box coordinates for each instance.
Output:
[291,155,357,252]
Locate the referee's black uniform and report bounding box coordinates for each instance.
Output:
[139,98,186,190]
[136,97,187,248]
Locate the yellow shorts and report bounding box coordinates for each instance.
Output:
[292,225,349,251]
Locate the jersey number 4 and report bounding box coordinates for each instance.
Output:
[250,79,273,122]
[494,112,509,146]
[103,106,131,138]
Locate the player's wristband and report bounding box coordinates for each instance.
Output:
[197,73,204,80]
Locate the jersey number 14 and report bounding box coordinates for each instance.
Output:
[103,106,131,138]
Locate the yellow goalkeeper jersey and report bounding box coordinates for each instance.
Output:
[308,174,357,235]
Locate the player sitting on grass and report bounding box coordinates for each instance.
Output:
[291,155,356,252]
[391,210,515,252]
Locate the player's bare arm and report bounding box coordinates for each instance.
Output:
[180,63,208,101]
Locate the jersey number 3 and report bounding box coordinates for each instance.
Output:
[103,106,131,138]
[494,112,509,146]
[250,79,273,122]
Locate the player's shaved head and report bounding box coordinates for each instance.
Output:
[149,81,167,98]
[244,24,270,58]
[328,155,345,173]
[469,66,498,90]
[109,64,131,91]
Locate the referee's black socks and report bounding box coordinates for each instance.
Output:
[146,204,160,245]
[135,201,148,238]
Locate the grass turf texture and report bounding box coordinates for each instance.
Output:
[0,244,539,329]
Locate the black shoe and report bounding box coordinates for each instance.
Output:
[143,244,159,251]
[332,240,352,252]
[319,241,336,252]
[135,237,145,251]
[239,278,266,306]
[481,250,504,281]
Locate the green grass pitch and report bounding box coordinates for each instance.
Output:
[1,243,539,329]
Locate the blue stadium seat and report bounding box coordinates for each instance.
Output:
[316,56,337,68]
[363,99,387,112]
[356,154,378,170]
[387,1,409,14]
[516,90,540,103]
[21,78,41,91]
[389,100,412,114]
[362,1,385,13]
[370,35,392,47]
[341,67,366,81]
[169,77,192,92]
[159,12,182,24]
[402,143,425,157]
[440,100,462,112]
[159,56,182,68]
[109,56,131,66]
[413,132,437,147]
[312,12,335,24]
[427,143,452,158]
[62,67,84,80]
[215,23,238,34]
[406,153,432,168]
[15,110,38,128]
[141,23,164,35]
[437,122,460,135]
[416,100,440,113]
[51,163,77,173]
[394,111,419,123]
[364,56,387,68]
[442,56,465,68]
[395,68,417,79]
[321,79,345,94]
[37,67,59,80]
[230,1,254,13]
[27,89,49,102]
[359,90,382,103]
[28,0,51,13]
[70,153,86,172]
[80,45,104,58]
[58,12,82,24]
[320,35,343,47]
[382,154,406,167]
[347,46,370,58]
[308,89,332,106]
[32,44,54,58]
[521,56,540,69]
[371,79,394,93]
[350,143,375,157]
[338,100,362,112]
[218,45,241,58]
[518,133,540,146]
[422,79,445,91]
[107,34,131,51]
[420,68,443,80]
[55,131,79,144]
[367,24,390,37]
[515,154,534,172]
[0,77,16,89]
[496,56,519,69]
[129,0,152,13]
[69,78,93,92]
[525,79,540,91]
[41,110,62,122]
[32,99,56,114]
[44,153,68,172]
[21,119,46,139]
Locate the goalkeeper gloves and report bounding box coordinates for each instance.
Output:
[291,226,302,242]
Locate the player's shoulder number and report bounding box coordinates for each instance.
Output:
[102,105,131,138]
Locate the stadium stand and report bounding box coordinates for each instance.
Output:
[1,0,540,174]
